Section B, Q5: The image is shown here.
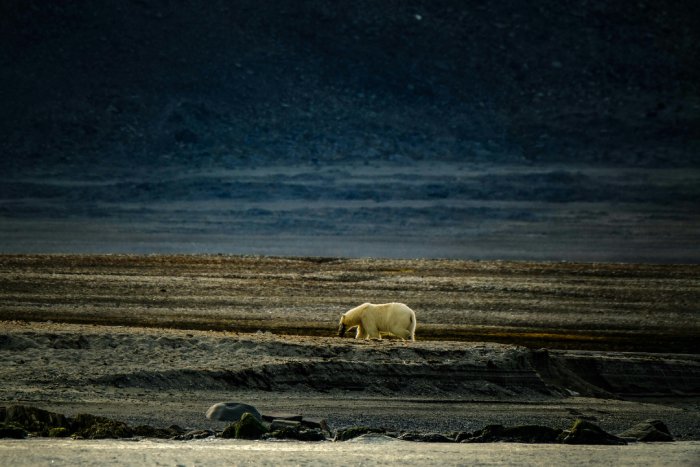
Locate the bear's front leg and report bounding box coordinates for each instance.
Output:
[364,324,381,340]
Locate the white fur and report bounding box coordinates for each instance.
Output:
[338,302,416,341]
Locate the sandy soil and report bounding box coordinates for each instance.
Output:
[1,255,699,444]
[2,438,700,467]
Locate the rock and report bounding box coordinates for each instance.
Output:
[505,425,562,443]
[270,419,301,431]
[618,419,674,442]
[48,427,70,438]
[174,429,216,440]
[1,405,70,436]
[465,424,506,442]
[301,417,328,430]
[559,419,626,445]
[398,432,454,442]
[454,431,472,443]
[335,426,385,441]
[133,424,186,439]
[72,413,134,439]
[261,412,303,422]
[206,402,262,422]
[465,424,561,443]
[264,425,327,441]
[0,423,28,439]
[260,412,330,436]
[300,417,331,436]
[221,412,268,440]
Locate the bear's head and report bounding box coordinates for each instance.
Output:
[338,315,347,337]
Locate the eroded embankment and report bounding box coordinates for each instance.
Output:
[2,324,698,400]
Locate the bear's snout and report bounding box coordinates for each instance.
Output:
[338,323,346,337]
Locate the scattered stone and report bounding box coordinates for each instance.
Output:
[559,419,626,445]
[468,424,563,443]
[174,429,216,440]
[261,412,331,436]
[301,417,331,436]
[261,412,303,422]
[270,419,301,431]
[398,432,453,442]
[133,424,186,439]
[221,412,268,440]
[618,419,674,442]
[335,426,385,441]
[264,425,327,441]
[207,402,262,422]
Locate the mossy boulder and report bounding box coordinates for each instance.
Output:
[221,412,268,440]
[335,426,385,441]
[1,405,70,436]
[72,413,133,439]
[618,419,673,442]
[48,427,71,438]
[559,419,626,445]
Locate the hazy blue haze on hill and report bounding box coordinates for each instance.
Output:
[0,1,698,261]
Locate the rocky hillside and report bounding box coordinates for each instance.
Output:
[1,0,698,173]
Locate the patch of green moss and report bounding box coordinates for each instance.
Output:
[221,412,268,440]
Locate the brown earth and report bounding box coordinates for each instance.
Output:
[1,255,699,439]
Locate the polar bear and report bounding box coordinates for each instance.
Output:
[337,302,416,341]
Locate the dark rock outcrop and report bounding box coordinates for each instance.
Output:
[618,419,674,442]
[1,405,71,436]
[335,426,385,441]
[559,419,626,445]
[466,424,562,443]
[398,432,453,443]
[133,424,186,439]
[221,412,268,440]
[264,425,327,441]
[174,429,216,440]
[0,423,27,439]
[72,413,134,439]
